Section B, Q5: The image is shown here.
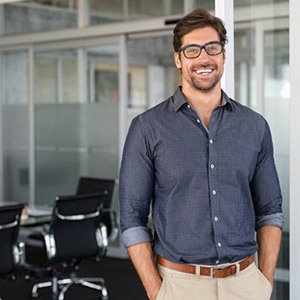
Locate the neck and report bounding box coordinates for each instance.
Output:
[181,85,222,129]
[182,85,222,112]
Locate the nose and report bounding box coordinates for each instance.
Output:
[197,48,211,61]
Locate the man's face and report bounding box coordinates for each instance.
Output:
[174,26,226,93]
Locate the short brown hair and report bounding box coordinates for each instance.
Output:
[173,9,228,52]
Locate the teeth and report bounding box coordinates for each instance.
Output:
[196,69,212,74]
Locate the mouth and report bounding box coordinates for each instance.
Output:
[195,68,213,75]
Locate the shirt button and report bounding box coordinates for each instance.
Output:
[218,242,222,247]
[209,139,213,144]
[196,119,200,123]
[210,164,215,169]
[187,104,191,109]
[214,216,219,222]
[216,260,220,264]
[212,190,216,195]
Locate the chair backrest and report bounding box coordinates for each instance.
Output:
[76,177,115,238]
[48,193,106,262]
[76,177,115,209]
[0,203,24,276]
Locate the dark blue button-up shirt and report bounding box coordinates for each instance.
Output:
[120,87,283,265]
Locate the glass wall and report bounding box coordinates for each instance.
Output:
[0,51,30,205]
[234,2,289,299]
[126,35,180,126]
[34,44,119,206]
[0,1,77,35]
[90,0,184,25]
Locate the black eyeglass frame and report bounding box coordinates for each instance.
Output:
[178,41,225,59]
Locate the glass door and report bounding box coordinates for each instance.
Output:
[0,50,30,205]
[126,33,180,126]
[263,28,289,300]
[34,43,120,206]
[234,5,289,298]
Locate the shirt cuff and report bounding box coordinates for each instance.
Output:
[121,226,153,248]
[255,213,284,231]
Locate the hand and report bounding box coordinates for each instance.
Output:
[264,273,274,289]
[148,281,162,300]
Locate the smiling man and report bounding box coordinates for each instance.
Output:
[120,9,283,300]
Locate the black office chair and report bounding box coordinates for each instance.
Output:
[76,177,118,243]
[0,203,25,300]
[28,193,109,300]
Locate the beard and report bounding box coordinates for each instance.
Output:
[189,64,223,92]
[190,64,223,92]
[191,73,222,92]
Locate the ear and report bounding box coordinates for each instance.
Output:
[222,47,226,63]
[174,52,182,70]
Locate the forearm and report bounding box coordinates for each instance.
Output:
[257,225,282,287]
[128,242,162,300]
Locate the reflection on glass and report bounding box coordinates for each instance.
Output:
[35,46,119,206]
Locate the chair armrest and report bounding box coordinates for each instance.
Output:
[13,242,26,265]
[101,209,119,242]
[44,233,56,259]
[96,224,108,258]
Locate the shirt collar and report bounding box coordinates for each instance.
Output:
[173,86,234,112]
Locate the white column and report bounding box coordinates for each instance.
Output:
[215,0,235,99]
[77,0,89,28]
[184,0,195,14]
[289,0,300,298]
[148,65,165,108]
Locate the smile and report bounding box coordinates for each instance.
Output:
[195,68,213,75]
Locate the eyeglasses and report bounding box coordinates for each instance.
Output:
[178,41,224,59]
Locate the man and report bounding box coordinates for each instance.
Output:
[119,9,283,300]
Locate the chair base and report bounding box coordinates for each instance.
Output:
[31,274,109,300]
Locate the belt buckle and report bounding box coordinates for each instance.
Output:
[210,265,226,278]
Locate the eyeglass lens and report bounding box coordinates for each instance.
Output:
[183,42,223,58]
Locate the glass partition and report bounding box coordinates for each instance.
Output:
[35,44,119,206]
[264,29,289,300]
[234,2,289,299]
[90,0,184,25]
[0,0,77,35]
[126,35,180,127]
[0,50,30,205]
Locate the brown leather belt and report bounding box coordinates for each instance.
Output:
[157,255,254,278]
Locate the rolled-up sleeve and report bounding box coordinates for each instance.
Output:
[251,120,284,231]
[119,117,154,248]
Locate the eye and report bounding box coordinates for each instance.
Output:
[185,46,198,54]
[206,44,218,52]
[205,43,222,54]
